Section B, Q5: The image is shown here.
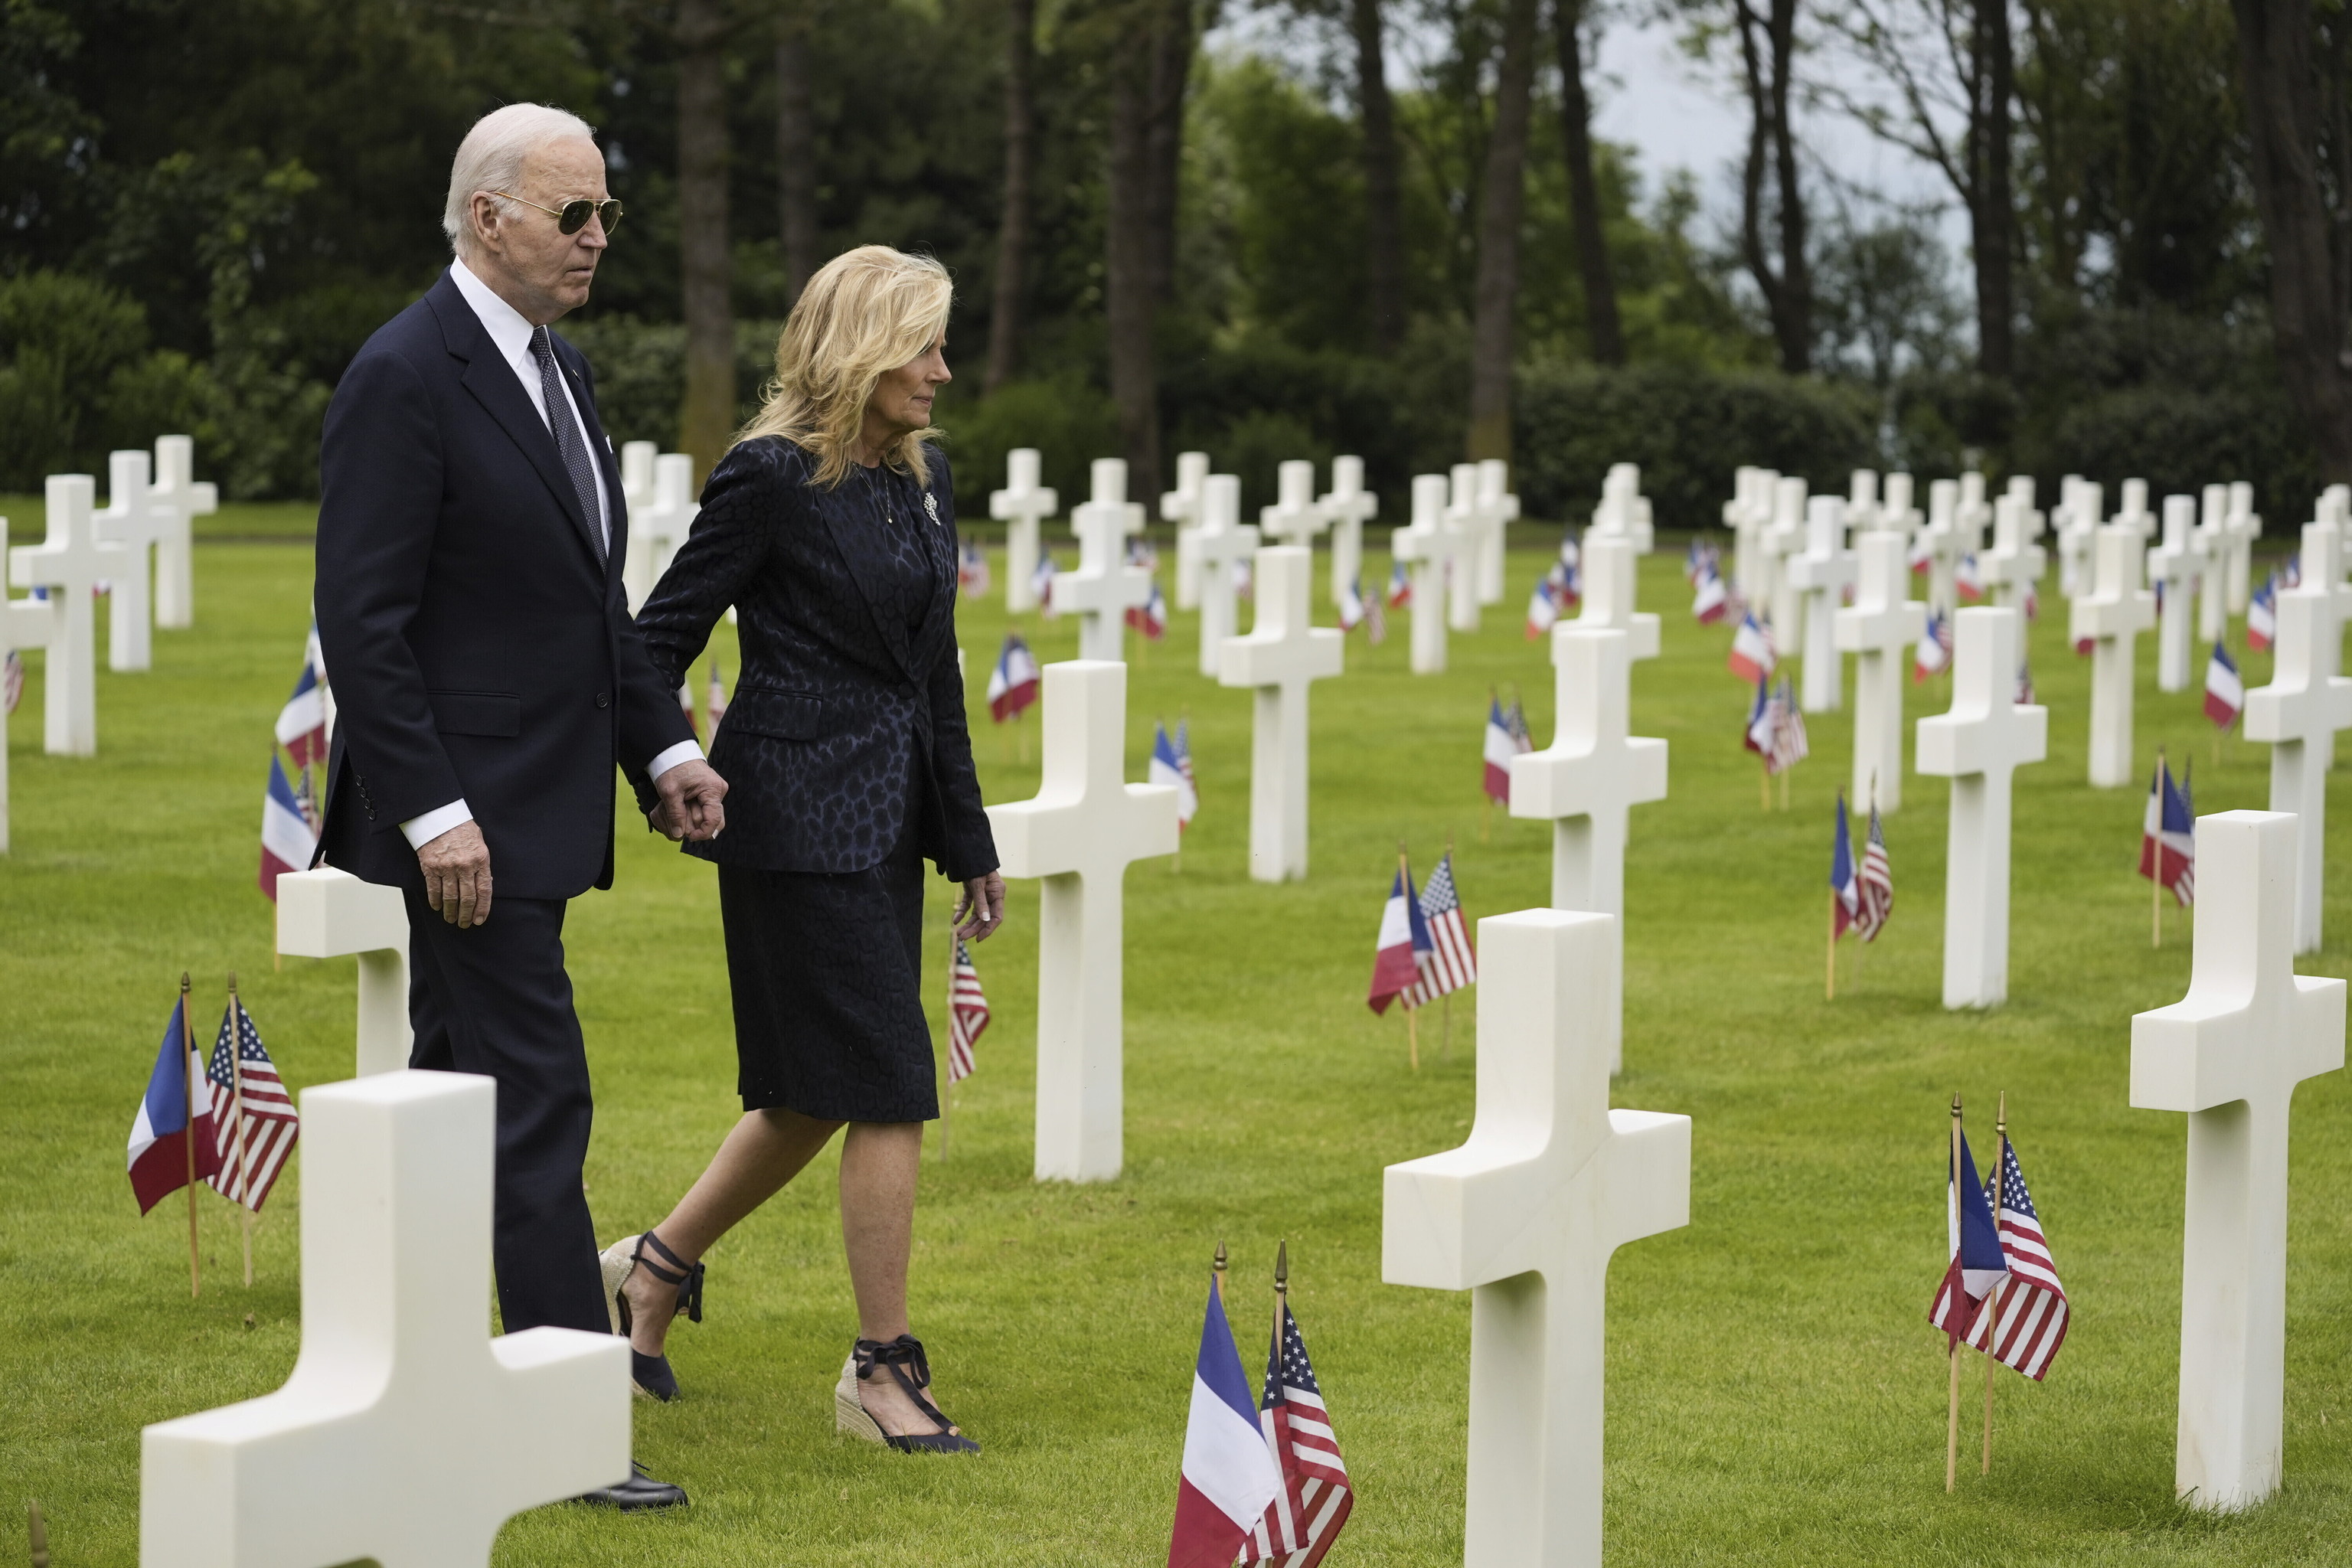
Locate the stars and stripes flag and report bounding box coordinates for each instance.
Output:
[1386,560,1411,609]
[1692,567,1729,625]
[1964,1135,2070,1380]
[1128,535,1161,574]
[2016,662,2035,705]
[1929,1129,2008,1348]
[1853,799,1893,942]
[1151,720,1199,831]
[1337,576,1367,632]
[2203,642,2243,729]
[1727,611,1775,682]
[2248,573,2278,651]
[1684,537,1719,584]
[1366,863,1434,1015]
[1033,553,1059,616]
[1362,584,1387,645]
[1956,552,1985,602]
[2282,556,2303,589]
[275,639,328,767]
[987,632,1040,723]
[1743,673,1775,760]
[1402,851,1475,1008]
[1525,561,1573,639]
[958,540,991,597]
[1914,610,1954,681]
[1128,577,1169,641]
[2,649,21,716]
[260,753,318,902]
[1481,697,1517,805]
[205,997,298,1213]
[126,995,221,1214]
[1769,676,1807,775]
[2139,754,2195,905]
[1238,1301,1354,1567]
[706,659,728,731]
[946,939,988,1085]
[2024,581,2040,622]
[1829,792,1861,936]
[1233,557,1255,600]
[1168,1272,1285,1568]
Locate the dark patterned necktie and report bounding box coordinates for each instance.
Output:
[528,325,606,564]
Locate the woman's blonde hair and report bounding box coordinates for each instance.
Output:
[733,245,952,488]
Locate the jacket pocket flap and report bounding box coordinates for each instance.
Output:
[428,691,521,737]
[724,687,822,740]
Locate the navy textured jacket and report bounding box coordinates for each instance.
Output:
[312,270,695,899]
[634,435,997,884]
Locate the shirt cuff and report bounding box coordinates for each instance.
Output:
[400,799,474,850]
[648,740,705,782]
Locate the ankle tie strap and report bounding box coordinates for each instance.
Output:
[853,1334,931,1390]
[635,1231,704,1325]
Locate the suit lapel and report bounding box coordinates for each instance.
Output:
[560,351,622,585]
[430,279,603,572]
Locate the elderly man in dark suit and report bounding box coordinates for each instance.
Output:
[313,103,724,1511]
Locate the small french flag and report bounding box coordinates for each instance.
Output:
[1727,611,1775,682]
[126,996,222,1214]
[259,753,318,902]
[1914,611,1954,682]
[1168,1272,1285,1568]
[2248,574,2277,652]
[1366,864,1431,1015]
[1692,568,1729,625]
[2203,642,2243,730]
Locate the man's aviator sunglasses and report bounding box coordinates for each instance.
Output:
[488,191,623,236]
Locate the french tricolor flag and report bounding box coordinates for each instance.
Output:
[126,997,222,1214]
[1365,865,1431,1015]
[260,753,318,902]
[1168,1274,1284,1568]
[2248,574,2277,652]
[2203,642,2244,730]
[1726,611,1775,682]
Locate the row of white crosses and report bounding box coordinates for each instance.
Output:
[616,442,699,614]
[1167,452,1380,613]
[1059,459,1152,662]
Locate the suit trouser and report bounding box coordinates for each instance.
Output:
[403,888,608,1336]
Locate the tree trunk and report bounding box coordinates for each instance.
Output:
[1144,0,1197,307]
[1466,0,1540,464]
[1968,0,2016,378]
[678,0,733,479]
[775,11,821,304]
[2233,0,2352,479]
[985,0,1037,392]
[1766,0,1809,374]
[1106,21,1162,494]
[1351,0,1407,354]
[1554,0,1623,365]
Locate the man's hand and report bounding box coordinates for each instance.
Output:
[418,820,493,927]
[651,759,728,842]
[953,871,1007,942]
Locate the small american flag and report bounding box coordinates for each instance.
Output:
[1964,1136,2070,1380]
[706,659,728,731]
[1768,676,1808,774]
[206,998,299,1213]
[946,939,989,1084]
[1853,801,1893,942]
[958,541,991,597]
[2,649,21,716]
[1239,1302,1354,1566]
[1403,851,1475,1007]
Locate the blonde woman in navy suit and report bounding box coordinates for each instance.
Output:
[603,247,1004,1453]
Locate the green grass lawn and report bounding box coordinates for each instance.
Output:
[4,513,2349,1566]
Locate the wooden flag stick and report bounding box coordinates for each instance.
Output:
[180,972,201,1302]
[29,1500,49,1568]
[1273,1239,1289,1356]
[1982,1090,2008,1474]
[1761,760,1772,811]
[1399,844,1419,1072]
[2153,746,2165,949]
[1945,1092,1964,1493]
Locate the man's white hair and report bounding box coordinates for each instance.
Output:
[443,103,599,256]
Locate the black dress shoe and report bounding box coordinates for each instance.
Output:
[574,1460,688,1511]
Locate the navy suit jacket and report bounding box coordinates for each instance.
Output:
[312,269,694,900]
[635,436,996,884]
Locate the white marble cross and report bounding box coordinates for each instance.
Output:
[2295,518,2352,772]
[1880,472,1921,538]
[1918,479,1970,614]
[1393,474,1468,672]
[2069,525,2155,786]
[149,434,215,630]
[1319,455,1378,609]
[1785,496,1855,713]
[1383,907,1690,1568]
[2222,481,2262,615]
[1259,459,1329,555]
[2004,475,2045,547]
[92,449,162,673]
[2131,810,2345,1512]
[623,452,698,616]
[2243,586,2352,955]
[618,440,659,606]
[985,661,1179,1181]
[1957,470,1994,545]
[276,867,416,1076]
[2112,477,2157,541]
[1163,449,1210,610]
[0,589,61,853]
[1724,466,1775,605]
[1191,474,1260,678]
[991,447,1059,613]
[1057,462,1152,662]
[1508,628,1667,1075]
[1572,534,1659,660]
[1218,547,1343,883]
[8,473,118,756]
[1765,476,1808,655]
[1847,469,1880,532]
[1589,462,1652,554]
[2194,485,2232,644]
[1981,494,2047,617]
[1916,607,2047,1007]
[1835,531,1926,814]
[1474,459,1520,603]
[2056,477,2101,599]
[141,1070,629,1568]
[2150,495,2209,694]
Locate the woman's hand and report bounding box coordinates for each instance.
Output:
[954,872,1007,942]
